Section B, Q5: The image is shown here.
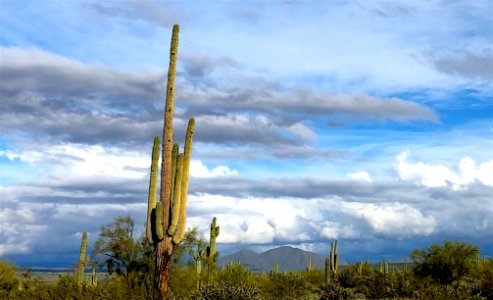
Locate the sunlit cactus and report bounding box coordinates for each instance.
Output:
[88,264,97,287]
[273,263,280,275]
[76,232,89,287]
[190,240,206,290]
[206,217,220,284]
[143,24,197,299]
[325,240,339,284]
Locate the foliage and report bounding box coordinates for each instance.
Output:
[412,240,479,285]
[92,215,141,276]
[319,282,361,300]
[190,283,262,300]
[260,272,313,299]
[0,260,21,298]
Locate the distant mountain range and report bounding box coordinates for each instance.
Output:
[218,246,344,272]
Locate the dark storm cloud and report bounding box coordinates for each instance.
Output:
[1,47,436,150]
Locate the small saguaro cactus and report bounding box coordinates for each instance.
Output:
[88,264,97,287]
[76,232,90,287]
[207,217,220,264]
[306,257,314,272]
[206,217,220,284]
[357,261,363,276]
[325,240,339,284]
[273,263,280,275]
[190,240,206,290]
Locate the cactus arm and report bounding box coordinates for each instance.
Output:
[172,118,195,244]
[154,202,164,241]
[167,153,184,235]
[169,143,179,209]
[160,24,180,230]
[146,136,160,243]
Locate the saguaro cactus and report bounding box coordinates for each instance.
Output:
[144,24,196,299]
[324,240,339,284]
[89,264,97,287]
[190,240,206,290]
[76,232,89,287]
[206,217,220,284]
[306,257,314,272]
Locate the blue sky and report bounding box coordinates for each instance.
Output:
[0,1,492,268]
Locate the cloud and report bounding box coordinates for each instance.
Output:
[395,150,493,189]
[347,171,372,182]
[0,47,438,153]
[88,2,180,27]
[341,202,436,237]
[190,160,238,178]
[432,50,493,81]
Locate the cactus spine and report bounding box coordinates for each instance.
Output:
[76,232,89,287]
[324,240,339,284]
[145,24,196,299]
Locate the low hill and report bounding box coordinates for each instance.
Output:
[218,246,332,272]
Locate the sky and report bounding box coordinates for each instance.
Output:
[0,0,492,268]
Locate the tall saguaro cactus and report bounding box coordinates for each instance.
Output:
[76,232,89,287]
[145,24,196,299]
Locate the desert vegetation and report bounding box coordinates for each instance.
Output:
[1,231,492,299]
[1,24,492,300]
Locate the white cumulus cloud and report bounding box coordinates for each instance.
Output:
[395,150,493,189]
[341,202,436,237]
[190,160,238,178]
[347,171,372,182]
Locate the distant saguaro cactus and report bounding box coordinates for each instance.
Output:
[144,24,196,300]
[88,264,97,287]
[76,232,89,287]
[206,217,220,284]
[190,240,206,290]
[324,240,338,284]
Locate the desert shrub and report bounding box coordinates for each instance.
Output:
[190,283,261,300]
[260,272,313,300]
[169,266,199,299]
[0,260,22,298]
[217,261,255,286]
[412,240,479,285]
[385,270,415,299]
[302,269,325,288]
[319,282,363,300]
[336,265,360,288]
[470,258,493,299]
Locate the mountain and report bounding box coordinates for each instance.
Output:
[218,246,329,272]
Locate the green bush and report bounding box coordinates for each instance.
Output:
[412,240,479,285]
[0,260,21,298]
[190,283,261,300]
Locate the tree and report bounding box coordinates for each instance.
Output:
[411,240,479,285]
[92,215,142,277]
